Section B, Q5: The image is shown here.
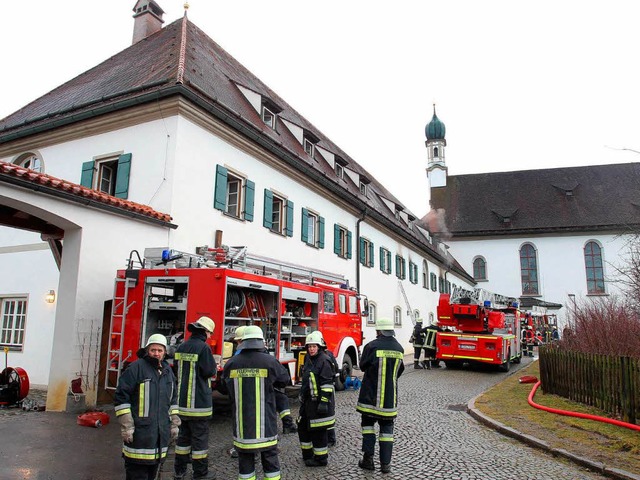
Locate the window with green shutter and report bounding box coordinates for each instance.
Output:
[359,237,374,267]
[264,189,293,236]
[380,247,391,274]
[430,272,437,291]
[214,164,254,222]
[333,224,351,259]
[301,208,323,247]
[395,255,406,280]
[80,153,131,198]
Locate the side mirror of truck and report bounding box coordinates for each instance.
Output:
[361,298,369,317]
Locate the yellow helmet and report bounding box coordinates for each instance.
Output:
[305,330,324,346]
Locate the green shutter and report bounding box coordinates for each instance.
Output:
[346,230,352,259]
[368,241,374,267]
[214,165,228,211]
[285,200,294,237]
[379,247,384,272]
[301,208,309,243]
[395,255,400,278]
[359,238,366,265]
[403,258,407,280]
[333,224,341,255]
[318,216,325,249]
[114,153,132,199]
[263,189,273,229]
[80,161,95,188]
[243,180,255,222]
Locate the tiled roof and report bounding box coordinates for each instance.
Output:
[0,16,466,278]
[0,161,173,224]
[428,163,640,236]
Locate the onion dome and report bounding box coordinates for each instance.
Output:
[425,105,446,140]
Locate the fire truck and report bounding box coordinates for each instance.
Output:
[435,287,523,371]
[104,246,366,392]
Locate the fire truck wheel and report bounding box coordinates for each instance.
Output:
[498,349,511,372]
[338,355,353,389]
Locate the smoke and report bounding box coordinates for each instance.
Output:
[421,208,451,242]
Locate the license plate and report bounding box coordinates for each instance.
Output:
[459,344,476,350]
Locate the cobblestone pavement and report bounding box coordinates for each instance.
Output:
[0,356,608,480]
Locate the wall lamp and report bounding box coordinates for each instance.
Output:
[45,290,56,304]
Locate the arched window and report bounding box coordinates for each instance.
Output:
[473,257,487,280]
[422,260,429,289]
[413,309,420,321]
[393,306,402,326]
[584,241,605,294]
[434,147,439,157]
[367,301,377,326]
[15,152,43,173]
[520,243,539,295]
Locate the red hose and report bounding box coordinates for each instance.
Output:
[527,381,640,431]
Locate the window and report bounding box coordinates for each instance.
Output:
[214,165,255,221]
[520,243,539,295]
[393,306,402,326]
[263,189,293,236]
[304,138,315,157]
[473,257,487,281]
[338,294,347,314]
[335,163,344,179]
[261,105,276,129]
[15,152,43,173]
[409,261,418,284]
[349,296,358,314]
[80,153,132,198]
[1,297,27,350]
[422,260,429,289]
[333,224,352,259]
[301,208,325,248]
[367,301,377,326]
[359,181,368,196]
[395,255,406,280]
[438,276,444,293]
[359,237,374,267]
[446,280,451,294]
[584,241,605,294]
[413,309,420,321]
[323,291,335,313]
[379,247,392,274]
[430,272,437,291]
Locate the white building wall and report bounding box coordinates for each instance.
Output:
[447,232,629,328]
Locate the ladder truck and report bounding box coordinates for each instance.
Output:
[104,246,367,393]
[435,286,523,371]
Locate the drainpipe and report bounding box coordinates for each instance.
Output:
[355,209,367,293]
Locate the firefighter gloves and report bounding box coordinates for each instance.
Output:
[170,414,181,442]
[118,412,135,443]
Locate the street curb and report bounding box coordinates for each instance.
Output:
[467,394,640,480]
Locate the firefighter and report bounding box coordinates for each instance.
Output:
[356,317,404,474]
[411,318,427,369]
[298,330,335,467]
[423,321,442,369]
[173,316,217,480]
[319,335,340,447]
[114,333,179,480]
[222,325,290,480]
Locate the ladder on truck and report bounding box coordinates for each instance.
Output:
[450,285,517,308]
[105,277,137,390]
[398,281,418,325]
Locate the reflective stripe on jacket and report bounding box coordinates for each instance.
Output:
[175,330,216,417]
[300,350,336,429]
[356,335,404,418]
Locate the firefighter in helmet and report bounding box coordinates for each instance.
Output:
[222,325,290,480]
[411,318,428,369]
[114,333,179,480]
[423,319,442,369]
[319,334,340,447]
[356,317,404,474]
[174,316,217,480]
[297,330,336,467]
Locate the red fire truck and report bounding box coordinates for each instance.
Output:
[104,246,366,392]
[436,288,522,371]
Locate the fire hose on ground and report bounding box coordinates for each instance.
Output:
[524,378,640,432]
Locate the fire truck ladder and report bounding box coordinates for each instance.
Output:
[450,285,517,308]
[105,277,137,390]
[398,281,417,325]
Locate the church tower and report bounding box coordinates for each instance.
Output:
[425,104,447,188]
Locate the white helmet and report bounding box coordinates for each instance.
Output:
[234,325,247,341]
[375,318,395,336]
[146,333,168,349]
[193,316,215,333]
[305,330,324,346]
[242,325,264,341]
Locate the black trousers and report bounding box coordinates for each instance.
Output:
[175,417,210,478]
[413,346,425,361]
[124,460,160,480]
[361,414,395,466]
[297,412,328,463]
[238,447,281,479]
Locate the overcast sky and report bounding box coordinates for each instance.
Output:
[2,1,639,216]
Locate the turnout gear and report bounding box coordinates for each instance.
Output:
[359,453,375,471]
[174,329,216,479]
[298,344,335,466]
[114,350,178,475]
[222,340,289,480]
[356,332,404,472]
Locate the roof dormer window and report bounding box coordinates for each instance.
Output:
[261,105,276,129]
[359,181,367,195]
[335,163,344,179]
[304,138,315,157]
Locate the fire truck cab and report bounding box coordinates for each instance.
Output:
[436,289,523,371]
[104,247,365,392]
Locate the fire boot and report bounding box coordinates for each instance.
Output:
[413,361,424,369]
[381,463,392,474]
[282,415,298,434]
[358,453,375,471]
[422,361,431,370]
[305,458,328,467]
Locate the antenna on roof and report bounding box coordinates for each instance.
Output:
[184,2,189,15]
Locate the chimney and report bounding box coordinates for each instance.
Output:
[132,0,165,44]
